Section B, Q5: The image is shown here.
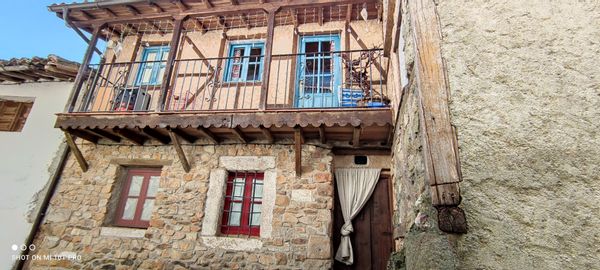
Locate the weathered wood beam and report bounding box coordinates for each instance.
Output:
[148,2,164,12]
[172,128,199,143]
[65,128,99,144]
[197,127,219,144]
[319,125,327,144]
[294,127,302,176]
[204,0,213,8]
[80,10,95,20]
[345,4,353,23]
[259,9,277,110]
[318,7,324,26]
[382,0,396,56]
[231,0,238,5]
[352,126,361,147]
[67,25,103,112]
[157,17,185,111]
[142,127,171,144]
[193,18,208,33]
[125,5,141,15]
[409,0,462,208]
[168,130,191,172]
[260,125,274,143]
[103,8,118,18]
[2,72,39,82]
[64,132,88,172]
[113,128,147,145]
[0,74,24,83]
[87,128,121,143]
[174,0,189,11]
[231,127,248,143]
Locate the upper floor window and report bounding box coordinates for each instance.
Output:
[224,42,264,83]
[0,98,34,132]
[221,172,263,236]
[136,46,170,86]
[115,168,161,228]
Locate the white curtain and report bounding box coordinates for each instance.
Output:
[334,168,381,265]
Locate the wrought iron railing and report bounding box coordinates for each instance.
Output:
[73,49,388,113]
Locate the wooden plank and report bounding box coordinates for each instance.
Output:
[260,125,274,143]
[208,33,227,110]
[142,127,171,144]
[103,8,117,18]
[168,130,191,172]
[345,4,353,23]
[113,128,147,145]
[197,127,219,143]
[87,128,121,143]
[67,128,99,144]
[125,5,140,15]
[157,17,185,111]
[318,7,324,26]
[409,0,461,206]
[319,125,327,144]
[148,2,164,12]
[382,0,397,56]
[258,9,277,110]
[286,30,299,106]
[370,176,393,269]
[231,127,248,143]
[351,126,361,147]
[64,132,88,172]
[294,127,302,176]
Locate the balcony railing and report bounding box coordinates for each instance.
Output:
[73,49,388,113]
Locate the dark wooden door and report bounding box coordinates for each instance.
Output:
[333,175,393,270]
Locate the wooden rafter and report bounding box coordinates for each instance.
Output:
[87,128,121,143]
[113,128,147,145]
[168,130,191,172]
[319,125,327,144]
[174,0,189,11]
[80,10,95,20]
[231,127,248,143]
[66,128,99,144]
[142,127,171,144]
[172,128,199,143]
[125,5,140,15]
[197,127,219,144]
[204,0,213,8]
[352,126,361,147]
[64,132,88,172]
[103,8,118,18]
[148,2,164,12]
[260,126,274,143]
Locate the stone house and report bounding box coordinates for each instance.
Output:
[19,0,600,269]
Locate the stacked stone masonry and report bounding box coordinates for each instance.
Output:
[28,143,335,269]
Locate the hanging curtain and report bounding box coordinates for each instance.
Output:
[334,168,381,265]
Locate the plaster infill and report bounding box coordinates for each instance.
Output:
[200,156,276,250]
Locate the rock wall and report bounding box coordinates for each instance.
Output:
[437,0,600,269]
[28,143,335,269]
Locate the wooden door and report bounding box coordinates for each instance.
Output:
[333,175,393,270]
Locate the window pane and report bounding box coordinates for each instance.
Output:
[140,199,155,221]
[156,66,165,84]
[232,178,245,200]
[232,48,245,62]
[122,198,138,220]
[147,176,160,197]
[250,203,261,226]
[306,42,319,54]
[305,59,317,74]
[160,50,169,60]
[252,181,263,200]
[228,202,242,226]
[321,58,332,73]
[145,52,157,61]
[249,48,262,62]
[246,64,259,81]
[140,68,153,84]
[128,176,144,196]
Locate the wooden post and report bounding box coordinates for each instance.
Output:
[168,130,191,172]
[64,132,88,172]
[294,127,303,176]
[409,0,462,208]
[157,16,186,112]
[259,9,278,110]
[67,24,103,113]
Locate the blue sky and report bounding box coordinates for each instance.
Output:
[0,0,92,62]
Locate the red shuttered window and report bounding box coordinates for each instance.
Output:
[115,168,161,228]
[221,172,263,236]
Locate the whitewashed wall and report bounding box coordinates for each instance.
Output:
[0,81,72,268]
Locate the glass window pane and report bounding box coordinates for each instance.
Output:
[128,176,144,196]
[249,48,262,62]
[321,58,332,73]
[252,181,263,200]
[122,198,138,220]
[232,178,245,200]
[160,50,169,60]
[304,77,317,93]
[140,68,153,84]
[147,176,160,197]
[321,76,333,93]
[250,203,261,226]
[247,64,259,81]
[228,202,242,226]
[140,199,155,221]
[232,48,245,63]
[145,52,157,62]
[156,66,165,84]
[306,42,319,54]
[305,59,317,74]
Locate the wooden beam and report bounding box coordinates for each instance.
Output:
[231,0,238,5]
[294,127,302,176]
[174,0,189,11]
[80,10,95,20]
[197,127,219,144]
[148,2,164,12]
[204,0,213,8]
[168,130,191,172]
[345,4,353,23]
[318,7,324,26]
[382,0,396,56]
[193,18,208,33]
[231,127,248,143]
[67,25,102,112]
[259,9,277,110]
[409,0,461,207]
[0,74,24,83]
[66,128,99,144]
[157,17,185,111]
[87,128,121,143]
[352,126,361,147]
[172,128,199,143]
[260,125,274,143]
[103,8,118,18]
[1,72,39,82]
[142,127,171,144]
[113,128,147,145]
[64,132,88,172]
[125,5,141,15]
[319,125,327,144]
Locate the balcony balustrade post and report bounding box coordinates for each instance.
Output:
[157,16,186,112]
[259,9,278,110]
[67,24,104,113]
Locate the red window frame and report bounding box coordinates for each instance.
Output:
[221,172,264,236]
[114,168,161,228]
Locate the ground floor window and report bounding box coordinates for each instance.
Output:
[221,172,263,236]
[114,168,161,228]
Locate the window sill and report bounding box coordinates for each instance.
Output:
[100,226,146,238]
[201,236,263,251]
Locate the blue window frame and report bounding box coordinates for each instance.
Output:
[224,42,264,82]
[135,46,170,86]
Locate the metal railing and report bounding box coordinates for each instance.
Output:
[73,49,388,113]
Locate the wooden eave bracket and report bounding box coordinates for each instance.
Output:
[64,132,89,172]
[168,129,191,172]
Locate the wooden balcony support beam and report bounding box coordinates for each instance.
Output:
[67,24,103,112]
[125,5,141,15]
[168,130,191,172]
[174,0,189,11]
[66,128,99,144]
[260,125,274,143]
[197,127,219,144]
[231,127,248,143]
[148,2,164,13]
[259,9,277,110]
[113,128,147,145]
[103,8,118,18]
[294,127,303,176]
[157,17,185,111]
[87,128,121,143]
[142,127,171,144]
[319,125,327,144]
[352,126,361,147]
[64,132,89,172]
[172,128,199,143]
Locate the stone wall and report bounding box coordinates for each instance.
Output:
[28,143,335,269]
[437,1,600,269]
